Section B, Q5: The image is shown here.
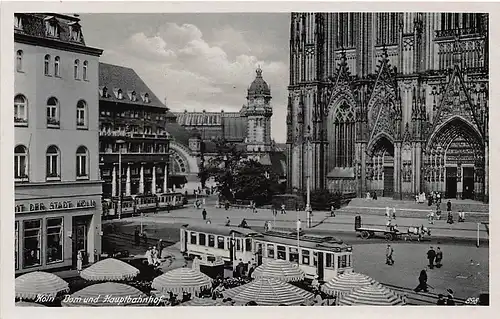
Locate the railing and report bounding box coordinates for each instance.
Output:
[99,131,170,139]
[435,27,483,39]
[14,117,28,124]
[46,117,60,126]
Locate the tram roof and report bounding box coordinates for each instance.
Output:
[182,223,262,237]
[259,234,352,251]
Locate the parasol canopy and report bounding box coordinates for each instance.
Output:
[80,258,140,281]
[61,282,148,307]
[180,297,224,306]
[321,272,377,297]
[338,284,405,306]
[15,301,47,307]
[152,267,212,294]
[251,259,305,282]
[223,277,314,306]
[15,271,69,300]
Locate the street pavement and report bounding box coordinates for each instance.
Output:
[125,196,489,240]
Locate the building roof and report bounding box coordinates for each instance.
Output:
[247,67,271,97]
[182,223,262,238]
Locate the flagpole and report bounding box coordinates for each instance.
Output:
[297,210,300,265]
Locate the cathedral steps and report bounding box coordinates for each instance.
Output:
[347,197,489,213]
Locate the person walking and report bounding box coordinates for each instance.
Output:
[385,244,394,265]
[142,232,148,245]
[435,247,443,268]
[428,210,435,224]
[330,205,336,217]
[225,217,231,226]
[281,203,286,215]
[391,207,396,220]
[134,227,140,246]
[414,268,429,292]
[202,208,207,220]
[427,246,436,269]
[385,207,391,219]
[446,289,456,305]
[447,200,452,212]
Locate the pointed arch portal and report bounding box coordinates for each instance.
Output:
[367,135,395,197]
[425,117,485,200]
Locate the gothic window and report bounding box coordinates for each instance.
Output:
[54,56,60,77]
[376,13,398,45]
[336,13,356,48]
[16,50,23,72]
[74,59,80,79]
[332,102,355,168]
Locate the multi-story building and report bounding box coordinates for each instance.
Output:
[14,13,103,274]
[287,13,488,202]
[98,63,172,200]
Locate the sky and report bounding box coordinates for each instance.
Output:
[80,13,290,143]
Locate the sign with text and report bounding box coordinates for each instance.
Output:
[15,199,97,213]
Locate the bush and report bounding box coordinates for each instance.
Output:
[307,189,342,211]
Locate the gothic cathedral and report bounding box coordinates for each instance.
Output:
[286,13,488,202]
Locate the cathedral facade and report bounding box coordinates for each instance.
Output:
[286,13,489,202]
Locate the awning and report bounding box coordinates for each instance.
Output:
[80,258,140,282]
[251,259,305,282]
[15,271,69,300]
[223,277,314,306]
[15,301,47,307]
[321,272,377,297]
[61,282,148,307]
[180,297,223,306]
[338,284,405,306]
[152,267,213,294]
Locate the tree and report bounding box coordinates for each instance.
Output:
[305,189,343,211]
[232,159,281,206]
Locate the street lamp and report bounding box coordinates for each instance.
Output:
[304,134,312,215]
[116,139,126,219]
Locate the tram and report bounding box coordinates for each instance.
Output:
[179,224,353,282]
[102,192,185,218]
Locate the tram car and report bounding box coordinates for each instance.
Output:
[180,224,353,282]
[102,192,185,218]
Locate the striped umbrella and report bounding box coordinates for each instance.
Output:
[338,284,405,306]
[152,267,213,294]
[322,272,377,297]
[251,259,305,282]
[61,282,148,307]
[80,258,139,281]
[180,297,224,306]
[15,271,69,300]
[16,301,47,307]
[223,277,314,306]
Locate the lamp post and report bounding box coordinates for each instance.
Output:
[305,134,312,227]
[116,139,126,219]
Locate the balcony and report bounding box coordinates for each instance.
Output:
[435,27,483,39]
[15,174,29,183]
[99,130,170,140]
[47,117,60,128]
[99,153,170,164]
[14,117,28,127]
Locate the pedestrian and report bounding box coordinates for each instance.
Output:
[385,207,391,219]
[436,294,446,305]
[281,203,286,214]
[428,210,435,224]
[447,210,454,224]
[458,210,465,222]
[435,247,443,268]
[447,200,452,212]
[414,268,428,292]
[157,239,163,258]
[202,208,207,220]
[446,289,456,305]
[134,227,140,246]
[427,246,436,269]
[330,205,336,217]
[145,247,153,265]
[77,250,83,273]
[392,207,396,219]
[385,244,394,265]
[225,201,230,210]
[143,232,148,245]
[225,217,231,226]
[372,192,377,200]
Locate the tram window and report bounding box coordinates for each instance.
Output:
[217,236,225,249]
[199,233,206,246]
[301,250,310,265]
[245,239,252,252]
[341,255,347,268]
[289,247,299,263]
[313,252,318,266]
[236,239,241,251]
[190,232,197,245]
[348,254,352,267]
[277,245,286,260]
[337,256,341,268]
[267,244,275,258]
[326,253,332,268]
[208,235,215,247]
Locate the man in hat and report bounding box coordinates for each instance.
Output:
[446,289,456,305]
[435,247,443,268]
[386,244,394,265]
[427,246,436,269]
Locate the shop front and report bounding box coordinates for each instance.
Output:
[14,182,102,275]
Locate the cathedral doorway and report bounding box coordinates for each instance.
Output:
[367,136,394,198]
[425,117,484,200]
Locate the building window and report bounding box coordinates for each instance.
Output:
[117,89,123,100]
[267,244,275,258]
[277,245,286,260]
[236,238,241,251]
[83,61,88,81]
[131,91,137,101]
[331,102,355,168]
[14,94,28,125]
[16,50,23,72]
[54,56,60,77]
[76,100,87,128]
[217,236,225,249]
[326,253,333,268]
[376,13,398,45]
[15,221,19,270]
[44,54,51,75]
[23,219,42,268]
[289,247,299,263]
[245,238,252,252]
[46,218,63,263]
[46,145,60,180]
[144,93,150,103]
[190,232,197,245]
[208,235,215,247]
[46,97,60,127]
[45,20,59,37]
[70,25,81,42]
[76,146,89,179]
[14,145,28,180]
[301,249,310,265]
[199,233,206,246]
[74,59,80,79]
[15,15,23,30]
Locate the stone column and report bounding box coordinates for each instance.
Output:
[152,165,157,195]
[484,142,489,203]
[360,143,367,196]
[393,143,402,199]
[111,164,117,197]
[125,165,131,196]
[163,163,168,193]
[139,164,144,194]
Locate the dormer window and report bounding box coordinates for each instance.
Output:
[131,91,137,102]
[45,17,59,38]
[102,87,108,98]
[144,93,150,103]
[14,15,23,30]
[117,89,123,100]
[69,23,81,42]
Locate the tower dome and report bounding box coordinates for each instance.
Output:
[247,67,271,97]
